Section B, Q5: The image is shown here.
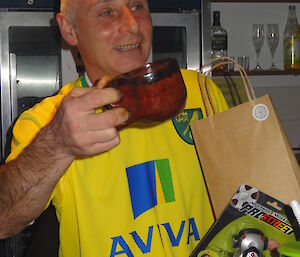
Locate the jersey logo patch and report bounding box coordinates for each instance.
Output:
[172,108,203,144]
[126,159,175,219]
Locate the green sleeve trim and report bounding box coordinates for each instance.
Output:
[12,136,20,147]
[11,112,42,148]
[18,113,42,129]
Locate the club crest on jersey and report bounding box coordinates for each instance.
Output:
[172,109,203,144]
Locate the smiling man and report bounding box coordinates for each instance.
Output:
[58,0,153,79]
[0,0,229,256]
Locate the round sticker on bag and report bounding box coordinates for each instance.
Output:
[252,104,269,121]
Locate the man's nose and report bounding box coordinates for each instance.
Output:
[119,8,139,34]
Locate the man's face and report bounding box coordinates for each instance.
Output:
[71,0,152,81]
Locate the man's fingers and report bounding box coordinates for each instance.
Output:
[70,127,121,156]
[69,75,112,98]
[87,108,129,131]
[69,87,92,97]
[73,87,122,112]
[80,136,121,156]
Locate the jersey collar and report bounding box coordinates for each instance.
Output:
[81,72,93,88]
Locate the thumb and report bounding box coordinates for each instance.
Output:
[93,75,112,90]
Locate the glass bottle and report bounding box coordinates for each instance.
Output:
[211,11,228,66]
[283,5,300,70]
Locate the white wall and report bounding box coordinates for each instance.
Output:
[212,2,300,149]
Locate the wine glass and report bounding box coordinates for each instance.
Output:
[252,24,265,70]
[266,24,279,70]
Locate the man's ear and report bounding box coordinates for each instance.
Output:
[56,13,78,46]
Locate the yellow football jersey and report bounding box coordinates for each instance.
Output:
[8,69,228,257]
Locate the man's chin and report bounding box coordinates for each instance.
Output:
[115,60,148,75]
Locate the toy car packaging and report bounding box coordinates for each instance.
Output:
[190,184,298,257]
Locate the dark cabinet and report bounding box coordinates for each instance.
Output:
[0,0,201,11]
[149,0,200,11]
[0,0,59,10]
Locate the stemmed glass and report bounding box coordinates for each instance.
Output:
[266,24,280,70]
[252,24,265,70]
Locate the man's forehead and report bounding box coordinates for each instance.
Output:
[79,0,143,4]
[79,0,114,4]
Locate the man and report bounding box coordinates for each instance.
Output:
[0,0,228,256]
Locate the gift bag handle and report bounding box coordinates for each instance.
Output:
[197,56,256,116]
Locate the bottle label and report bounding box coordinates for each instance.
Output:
[284,37,300,66]
[212,35,228,51]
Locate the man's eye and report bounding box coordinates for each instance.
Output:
[100,9,113,16]
[131,4,144,11]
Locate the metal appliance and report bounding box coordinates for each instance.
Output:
[149,0,211,71]
[0,11,61,162]
[0,0,59,9]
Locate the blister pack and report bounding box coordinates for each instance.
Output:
[190,184,298,257]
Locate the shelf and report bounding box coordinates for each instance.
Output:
[212,69,300,76]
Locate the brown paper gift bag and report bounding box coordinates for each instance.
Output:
[191,57,300,218]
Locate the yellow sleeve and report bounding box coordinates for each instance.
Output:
[6,82,77,162]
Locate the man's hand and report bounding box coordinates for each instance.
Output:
[47,76,129,159]
[0,76,130,239]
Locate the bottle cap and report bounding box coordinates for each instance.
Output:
[213,11,220,17]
